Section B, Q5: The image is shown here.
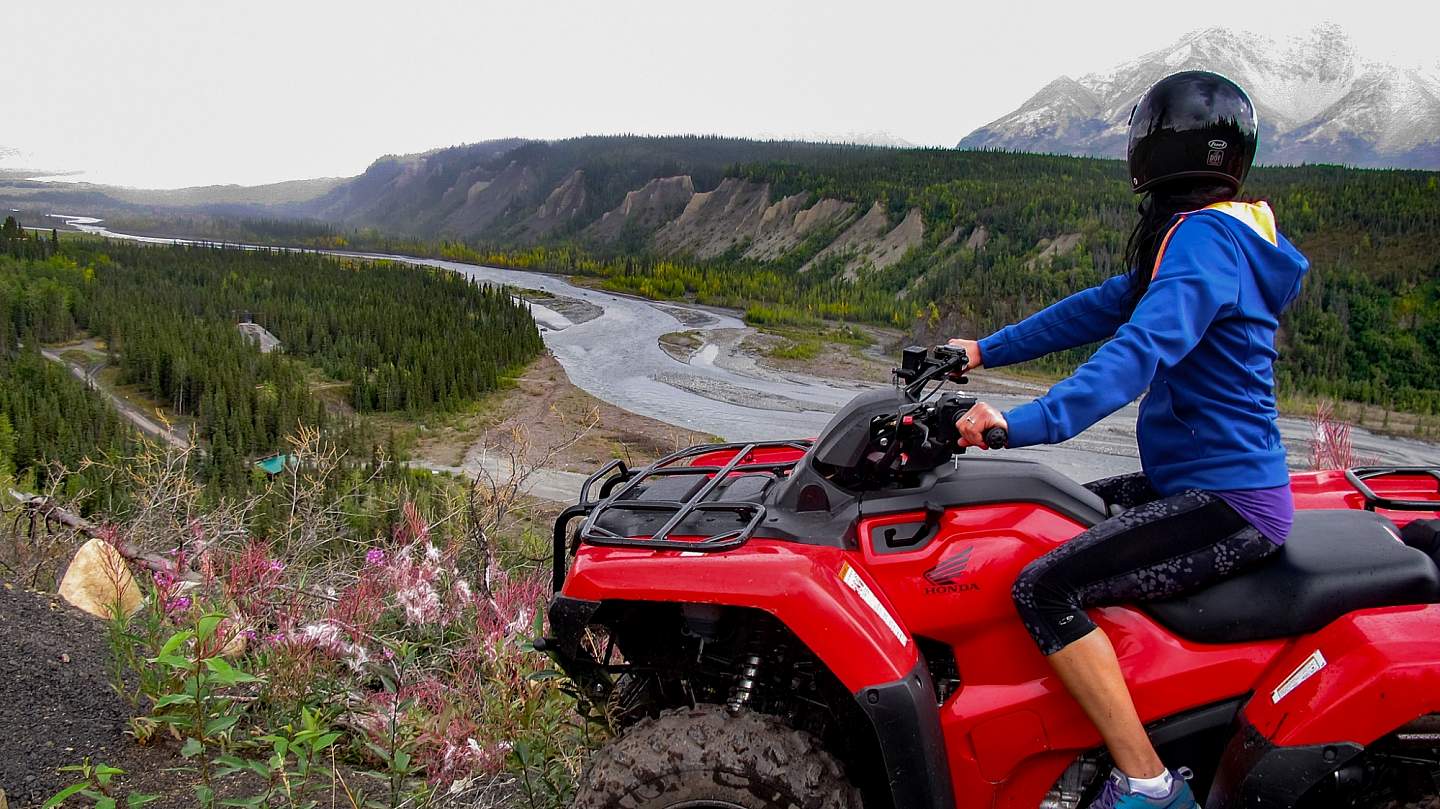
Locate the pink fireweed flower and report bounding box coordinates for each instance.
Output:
[291,621,373,672]
[217,540,286,619]
[381,540,455,627]
[365,548,386,567]
[396,580,443,626]
[352,691,403,739]
[97,524,123,552]
[396,501,430,545]
[163,595,192,615]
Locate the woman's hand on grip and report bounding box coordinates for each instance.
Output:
[957,401,1007,449]
[946,338,983,372]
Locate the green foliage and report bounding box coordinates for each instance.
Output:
[768,338,821,360]
[54,241,543,416]
[0,352,133,502]
[146,614,262,767]
[43,760,158,809]
[211,707,343,809]
[0,239,544,490]
[734,153,1440,413]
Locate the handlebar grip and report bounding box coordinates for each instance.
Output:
[982,426,1008,450]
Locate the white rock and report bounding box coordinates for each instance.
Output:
[58,538,143,619]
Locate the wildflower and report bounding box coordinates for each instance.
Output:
[163,595,192,615]
[294,621,373,672]
[267,559,285,573]
[396,579,443,625]
[365,548,386,566]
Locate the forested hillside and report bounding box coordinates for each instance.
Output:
[0,226,543,490]
[261,142,1440,414]
[9,138,1439,413]
[0,222,136,502]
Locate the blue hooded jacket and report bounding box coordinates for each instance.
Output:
[977,201,1309,495]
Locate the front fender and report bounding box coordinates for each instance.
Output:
[559,539,918,690]
[1210,605,1440,808]
[556,540,956,809]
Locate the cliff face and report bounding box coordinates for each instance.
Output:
[802,201,889,273]
[442,161,539,236]
[651,179,869,263]
[584,176,695,244]
[516,169,587,238]
[303,138,529,233]
[653,178,771,258]
[295,138,1042,292]
[796,201,925,279]
[860,207,926,279]
[1024,233,1083,269]
[745,196,851,261]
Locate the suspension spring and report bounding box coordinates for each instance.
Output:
[727,650,762,715]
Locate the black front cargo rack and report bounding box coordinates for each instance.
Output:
[551,440,811,588]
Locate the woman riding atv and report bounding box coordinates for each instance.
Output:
[952,71,1309,809]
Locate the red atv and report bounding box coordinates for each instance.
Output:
[541,345,1440,809]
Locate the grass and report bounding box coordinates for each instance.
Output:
[766,338,821,361]
[658,330,704,360]
[60,348,97,366]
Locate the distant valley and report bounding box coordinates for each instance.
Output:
[4,129,1439,418]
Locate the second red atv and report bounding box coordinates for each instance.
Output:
[541,345,1440,809]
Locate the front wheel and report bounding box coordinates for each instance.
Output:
[572,706,862,809]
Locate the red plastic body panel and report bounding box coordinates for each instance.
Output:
[1241,604,1440,747]
[562,539,918,690]
[854,504,1289,807]
[562,461,1440,809]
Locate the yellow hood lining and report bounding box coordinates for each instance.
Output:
[1204,200,1277,246]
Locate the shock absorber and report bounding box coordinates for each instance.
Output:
[727,629,768,715]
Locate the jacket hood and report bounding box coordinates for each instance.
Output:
[1197,201,1309,313]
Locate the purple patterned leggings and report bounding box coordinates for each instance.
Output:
[1012,472,1279,655]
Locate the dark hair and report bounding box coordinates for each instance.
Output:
[1123,180,1236,307]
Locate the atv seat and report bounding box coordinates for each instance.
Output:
[1144,510,1440,644]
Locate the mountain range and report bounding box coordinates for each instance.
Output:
[958,24,1440,169]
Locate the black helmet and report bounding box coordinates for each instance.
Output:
[1126,70,1258,194]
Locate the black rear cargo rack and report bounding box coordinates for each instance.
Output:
[1346,466,1440,512]
[550,440,811,588]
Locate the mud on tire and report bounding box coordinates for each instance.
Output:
[572,706,862,809]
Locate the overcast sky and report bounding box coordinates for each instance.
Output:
[5,0,1435,188]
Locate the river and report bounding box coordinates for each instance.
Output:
[50,215,1440,483]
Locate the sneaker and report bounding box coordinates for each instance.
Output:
[1088,768,1198,809]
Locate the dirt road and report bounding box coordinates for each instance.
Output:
[39,344,191,451]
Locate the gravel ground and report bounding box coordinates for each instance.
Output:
[0,581,195,807]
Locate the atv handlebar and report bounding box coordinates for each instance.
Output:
[838,345,1011,485]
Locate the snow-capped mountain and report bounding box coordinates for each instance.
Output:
[958,25,1440,170]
